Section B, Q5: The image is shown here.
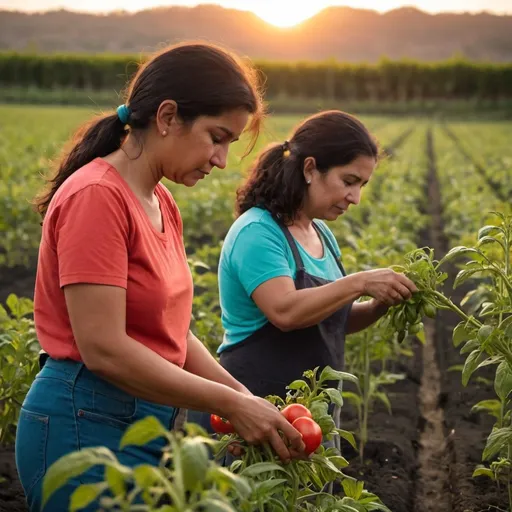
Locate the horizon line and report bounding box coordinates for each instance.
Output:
[1,3,511,17]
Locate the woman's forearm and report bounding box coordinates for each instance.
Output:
[85,333,242,417]
[184,331,250,394]
[345,299,389,334]
[277,273,364,330]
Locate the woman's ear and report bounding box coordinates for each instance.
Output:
[155,100,178,135]
[303,156,317,185]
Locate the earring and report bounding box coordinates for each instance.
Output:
[306,179,311,184]
[162,130,167,136]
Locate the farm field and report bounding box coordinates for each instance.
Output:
[0,104,511,512]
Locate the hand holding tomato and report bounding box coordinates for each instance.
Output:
[221,394,306,463]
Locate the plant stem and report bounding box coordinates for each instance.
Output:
[288,463,300,512]
[360,334,371,464]
[509,415,512,512]
[432,291,481,328]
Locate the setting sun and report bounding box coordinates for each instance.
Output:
[251,4,321,28]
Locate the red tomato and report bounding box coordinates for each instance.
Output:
[210,415,235,435]
[281,403,313,424]
[292,417,322,455]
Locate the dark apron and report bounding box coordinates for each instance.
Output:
[219,218,353,417]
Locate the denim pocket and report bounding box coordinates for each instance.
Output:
[74,369,137,428]
[92,389,137,418]
[76,408,135,430]
[15,408,49,495]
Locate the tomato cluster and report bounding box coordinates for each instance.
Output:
[210,403,322,455]
[281,404,322,455]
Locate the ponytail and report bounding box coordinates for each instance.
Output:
[35,113,127,219]
[235,142,307,223]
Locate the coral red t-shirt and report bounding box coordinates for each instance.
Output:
[34,157,193,367]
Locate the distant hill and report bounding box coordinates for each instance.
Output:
[1,5,512,62]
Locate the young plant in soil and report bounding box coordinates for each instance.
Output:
[342,326,407,463]
[389,212,512,511]
[0,294,40,445]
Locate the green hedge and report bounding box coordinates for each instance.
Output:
[1,53,511,101]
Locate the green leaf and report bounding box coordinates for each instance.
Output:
[329,455,350,468]
[240,462,290,478]
[374,392,392,414]
[309,400,329,418]
[42,447,119,507]
[6,294,19,317]
[471,400,501,420]
[196,498,237,512]
[310,454,344,475]
[462,350,483,387]
[341,477,364,500]
[105,466,125,497]
[472,466,495,480]
[324,388,343,407]
[439,246,480,265]
[286,380,310,392]
[494,361,512,402]
[120,416,168,449]
[477,236,503,249]
[415,326,426,344]
[317,413,336,435]
[69,482,109,512]
[335,428,357,450]
[460,338,480,355]
[207,467,252,498]
[454,268,484,288]
[453,322,471,348]
[132,464,162,489]
[328,505,359,512]
[5,294,33,320]
[477,325,494,342]
[483,427,512,461]
[342,391,362,408]
[478,225,501,240]
[179,437,209,492]
[0,304,9,322]
[253,478,287,496]
[319,366,359,386]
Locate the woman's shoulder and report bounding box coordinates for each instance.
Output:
[228,207,280,236]
[47,158,127,215]
[222,208,285,255]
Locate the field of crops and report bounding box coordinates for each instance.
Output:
[0,104,511,512]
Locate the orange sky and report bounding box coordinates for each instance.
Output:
[1,0,510,27]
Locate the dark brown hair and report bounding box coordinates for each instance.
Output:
[35,41,264,219]
[236,110,379,223]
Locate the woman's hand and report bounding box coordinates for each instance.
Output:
[360,269,418,307]
[223,393,306,463]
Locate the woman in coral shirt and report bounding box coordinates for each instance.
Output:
[15,42,304,512]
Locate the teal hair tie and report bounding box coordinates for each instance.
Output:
[116,104,131,125]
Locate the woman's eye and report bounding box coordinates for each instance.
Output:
[211,134,222,144]
[343,180,353,186]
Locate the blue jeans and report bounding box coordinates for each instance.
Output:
[15,358,178,512]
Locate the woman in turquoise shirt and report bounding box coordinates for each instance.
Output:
[217,110,417,405]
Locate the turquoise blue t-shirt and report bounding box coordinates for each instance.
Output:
[218,207,346,353]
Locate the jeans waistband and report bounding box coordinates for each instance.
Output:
[39,357,137,405]
[39,357,87,382]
